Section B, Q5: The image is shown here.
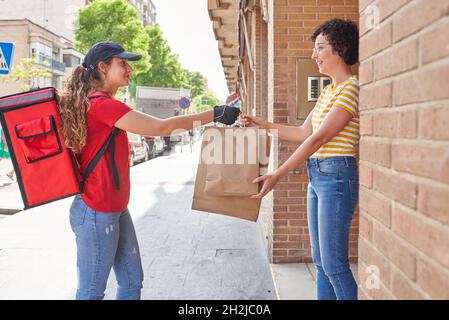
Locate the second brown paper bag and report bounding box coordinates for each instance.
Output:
[192,126,269,221]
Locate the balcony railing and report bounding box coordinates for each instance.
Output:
[51,59,66,72]
[37,52,51,67]
[36,53,65,72]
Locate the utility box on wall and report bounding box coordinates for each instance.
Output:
[296,59,358,120]
[296,59,329,119]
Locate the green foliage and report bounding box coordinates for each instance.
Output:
[193,91,220,113]
[75,0,151,76]
[0,58,51,92]
[183,70,205,99]
[134,24,187,88]
[74,1,217,113]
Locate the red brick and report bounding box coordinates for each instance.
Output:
[359,213,373,242]
[373,112,397,138]
[419,105,449,140]
[394,64,449,106]
[359,22,392,61]
[376,0,409,22]
[359,138,391,167]
[273,190,288,197]
[273,249,288,257]
[373,168,417,209]
[288,13,317,20]
[372,223,417,280]
[358,238,391,288]
[392,205,449,269]
[274,212,302,220]
[317,0,344,5]
[417,258,449,299]
[393,0,449,43]
[421,18,449,64]
[359,59,373,85]
[273,219,288,227]
[360,113,373,136]
[397,109,417,139]
[273,227,301,235]
[359,80,392,110]
[289,219,308,227]
[360,0,376,10]
[303,6,331,13]
[288,234,310,242]
[359,162,373,189]
[273,235,288,242]
[359,187,391,227]
[418,182,449,226]
[391,269,426,300]
[332,6,358,13]
[288,0,317,5]
[374,40,418,80]
[392,141,449,184]
[273,241,300,249]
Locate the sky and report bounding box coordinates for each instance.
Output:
[152,0,229,102]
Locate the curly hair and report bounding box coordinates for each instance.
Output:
[311,19,359,66]
[58,58,112,153]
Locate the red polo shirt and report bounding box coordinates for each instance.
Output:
[77,92,132,212]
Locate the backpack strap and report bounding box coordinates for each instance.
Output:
[81,95,121,191]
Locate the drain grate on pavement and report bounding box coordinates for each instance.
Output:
[215,249,249,257]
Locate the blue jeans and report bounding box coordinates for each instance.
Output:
[69,195,144,300]
[307,157,358,300]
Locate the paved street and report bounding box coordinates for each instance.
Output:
[0,141,277,300]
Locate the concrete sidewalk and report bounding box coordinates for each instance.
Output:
[0,141,321,300]
[0,176,22,216]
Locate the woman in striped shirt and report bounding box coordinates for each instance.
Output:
[242,19,359,300]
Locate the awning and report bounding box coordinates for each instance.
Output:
[207,0,240,93]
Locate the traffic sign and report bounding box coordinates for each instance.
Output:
[0,42,15,75]
[178,96,190,109]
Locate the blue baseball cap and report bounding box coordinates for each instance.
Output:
[82,41,142,70]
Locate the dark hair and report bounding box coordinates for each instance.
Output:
[311,19,359,66]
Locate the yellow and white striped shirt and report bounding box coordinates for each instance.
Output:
[311,75,359,158]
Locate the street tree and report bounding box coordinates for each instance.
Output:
[0,58,51,92]
[75,0,150,76]
[134,24,187,89]
[184,70,205,99]
[192,91,220,113]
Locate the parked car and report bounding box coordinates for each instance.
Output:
[144,136,165,158]
[128,132,150,166]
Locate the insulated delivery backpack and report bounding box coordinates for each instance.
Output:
[0,87,120,209]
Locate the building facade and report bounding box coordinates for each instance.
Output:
[0,0,156,42]
[0,19,80,96]
[209,0,449,299]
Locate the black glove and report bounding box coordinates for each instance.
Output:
[213,105,241,125]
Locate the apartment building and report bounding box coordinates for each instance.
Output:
[0,19,82,96]
[0,0,156,42]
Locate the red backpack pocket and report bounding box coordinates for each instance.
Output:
[14,115,63,163]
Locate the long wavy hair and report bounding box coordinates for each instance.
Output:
[58,58,112,153]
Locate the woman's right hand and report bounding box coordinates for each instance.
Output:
[241,115,266,128]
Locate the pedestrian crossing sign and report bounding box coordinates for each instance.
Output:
[0,42,15,75]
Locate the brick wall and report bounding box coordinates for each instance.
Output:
[358,0,449,299]
[271,0,359,263]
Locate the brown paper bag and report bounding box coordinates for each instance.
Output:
[204,127,259,196]
[192,126,268,222]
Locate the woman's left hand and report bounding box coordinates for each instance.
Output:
[250,172,281,198]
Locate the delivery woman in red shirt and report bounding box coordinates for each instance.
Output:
[58,41,240,300]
